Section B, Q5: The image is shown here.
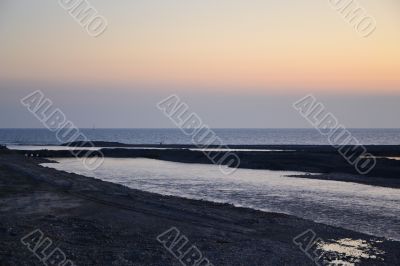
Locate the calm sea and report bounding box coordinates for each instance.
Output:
[0,128,399,145]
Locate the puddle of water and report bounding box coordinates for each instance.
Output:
[318,238,385,265]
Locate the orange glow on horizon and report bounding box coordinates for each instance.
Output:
[1,0,399,95]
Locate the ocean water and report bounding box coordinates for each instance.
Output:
[43,158,400,241]
[1,128,400,145]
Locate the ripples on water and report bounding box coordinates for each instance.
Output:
[42,158,400,241]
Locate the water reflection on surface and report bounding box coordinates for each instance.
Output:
[363,155,400,161]
[42,158,400,240]
[382,157,400,161]
[317,238,385,265]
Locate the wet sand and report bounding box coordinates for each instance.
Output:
[0,151,399,265]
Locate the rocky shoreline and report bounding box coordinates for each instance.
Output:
[0,151,399,265]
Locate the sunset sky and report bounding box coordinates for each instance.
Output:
[1,0,399,128]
